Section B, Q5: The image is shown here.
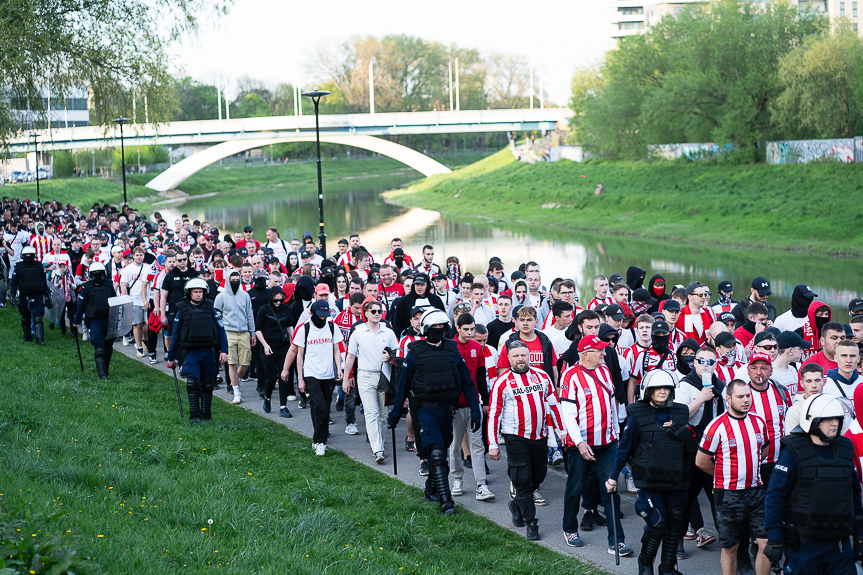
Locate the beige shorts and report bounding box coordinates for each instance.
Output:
[226,331,251,366]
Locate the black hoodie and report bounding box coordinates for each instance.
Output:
[247,276,271,317]
[790,284,815,319]
[392,281,444,336]
[289,275,316,328]
[256,289,294,348]
[647,274,669,314]
[626,266,646,292]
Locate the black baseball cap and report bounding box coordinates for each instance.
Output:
[753,331,776,346]
[652,320,670,334]
[605,303,625,321]
[714,331,737,349]
[797,284,817,298]
[410,305,426,317]
[243,226,253,233]
[412,273,429,284]
[300,250,311,258]
[718,280,733,293]
[777,330,811,350]
[849,298,863,313]
[312,299,330,317]
[432,272,447,281]
[236,247,249,257]
[594,303,610,315]
[632,288,656,305]
[718,311,736,324]
[751,277,772,296]
[338,238,348,245]
[685,281,704,296]
[609,273,623,285]
[662,299,681,312]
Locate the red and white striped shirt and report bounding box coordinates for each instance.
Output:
[487,367,565,447]
[629,346,678,384]
[558,363,619,448]
[481,344,498,391]
[621,343,649,374]
[30,233,53,261]
[700,412,768,490]
[749,383,791,464]
[397,333,423,359]
[715,360,747,384]
[540,306,584,331]
[335,309,362,341]
[587,295,614,310]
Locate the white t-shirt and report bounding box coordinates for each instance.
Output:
[120,263,146,306]
[264,239,289,265]
[543,325,571,358]
[292,320,344,380]
[771,364,800,395]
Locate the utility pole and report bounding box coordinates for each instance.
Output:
[302,89,331,258]
[448,61,454,111]
[539,63,544,109]
[455,57,460,112]
[31,134,40,204]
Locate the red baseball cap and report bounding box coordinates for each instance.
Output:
[749,351,772,365]
[314,283,331,295]
[578,335,610,353]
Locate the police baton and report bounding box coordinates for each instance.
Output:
[73,329,84,372]
[171,367,184,418]
[391,424,398,476]
[608,485,620,565]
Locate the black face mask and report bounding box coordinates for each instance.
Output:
[229,280,241,294]
[92,271,104,284]
[254,277,266,289]
[426,326,446,344]
[677,354,696,375]
[311,314,326,328]
[815,314,829,333]
[652,333,670,355]
[394,257,404,267]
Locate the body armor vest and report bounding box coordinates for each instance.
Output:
[408,339,461,404]
[83,280,112,320]
[176,299,219,348]
[628,401,692,491]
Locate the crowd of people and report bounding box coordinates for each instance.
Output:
[4,194,863,575]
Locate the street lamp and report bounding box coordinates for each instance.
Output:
[30,134,40,204]
[301,89,331,258]
[114,117,130,206]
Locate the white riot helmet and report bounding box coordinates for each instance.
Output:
[184,277,209,299]
[22,246,36,258]
[800,394,845,443]
[89,262,106,274]
[420,308,450,336]
[640,369,679,405]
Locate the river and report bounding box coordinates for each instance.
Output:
[168,169,860,322]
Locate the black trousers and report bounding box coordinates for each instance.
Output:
[262,344,290,405]
[504,434,548,523]
[305,377,335,444]
[683,456,717,536]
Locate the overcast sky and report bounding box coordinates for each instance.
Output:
[171,0,612,107]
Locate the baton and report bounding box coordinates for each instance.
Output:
[74,330,84,372]
[171,367,184,418]
[608,487,620,565]
[391,424,398,476]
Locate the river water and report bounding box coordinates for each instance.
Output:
[172,170,860,322]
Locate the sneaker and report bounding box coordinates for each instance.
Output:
[626,474,637,493]
[149,353,158,364]
[509,481,516,500]
[609,542,634,557]
[82,329,89,341]
[695,528,717,548]
[551,448,564,466]
[335,398,344,411]
[287,395,297,401]
[345,423,359,435]
[136,348,145,358]
[298,397,308,409]
[374,451,385,464]
[581,510,596,531]
[263,398,271,413]
[314,443,327,456]
[452,479,463,496]
[122,335,130,347]
[419,461,429,476]
[684,526,696,541]
[232,390,242,404]
[594,511,607,527]
[509,500,525,527]
[475,484,495,501]
[279,407,292,418]
[563,531,583,548]
[240,375,251,382]
[463,456,472,469]
[533,490,547,507]
[677,540,687,560]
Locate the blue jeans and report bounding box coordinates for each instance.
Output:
[343,385,359,424]
[785,538,855,575]
[563,442,625,545]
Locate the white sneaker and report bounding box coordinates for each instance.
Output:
[232,390,242,404]
[374,451,385,463]
[452,479,464,496]
[533,490,548,506]
[475,484,496,501]
[122,335,130,347]
[345,423,359,435]
[136,348,145,358]
[626,474,637,493]
[287,395,297,401]
[551,448,564,466]
[314,443,327,456]
[82,329,89,341]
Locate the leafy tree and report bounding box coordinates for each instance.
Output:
[774,25,863,138]
[230,93,270,118]
[172,77,219,121]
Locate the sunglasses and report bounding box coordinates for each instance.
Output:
[757,344,778,351]
[455,302,471,310]
[273,299,285,304]
[176,257,188,261]
[695,291,711,297]
[367,309,382,315]
[696,358,717,366]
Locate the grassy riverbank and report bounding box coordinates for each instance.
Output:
[384,150,863,257]
[0,310,596,575]
[7,153,491,211]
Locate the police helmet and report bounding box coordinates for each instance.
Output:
[420,308,449,336]
[22,246,36,258]
[184,277,209,299]
[800,394,845,442]
[89,262,106,274]
[640,369,678,405]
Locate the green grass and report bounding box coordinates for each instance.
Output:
[0,310,599,575]
[9,177,152,210]
[384,150,863,257]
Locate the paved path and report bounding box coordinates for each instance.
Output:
[114,342,739,575]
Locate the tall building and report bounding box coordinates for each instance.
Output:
[9,86,90,130]
[610,0,861,39]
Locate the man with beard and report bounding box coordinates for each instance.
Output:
[387,309,481,516]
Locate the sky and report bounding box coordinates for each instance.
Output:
[171,0,613,107]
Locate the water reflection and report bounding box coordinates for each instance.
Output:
[177,177,860,322]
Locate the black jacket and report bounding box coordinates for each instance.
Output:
[732,296,778,327]
[289,275,316,328]
[391,283,445,336]
[255,291,294,349]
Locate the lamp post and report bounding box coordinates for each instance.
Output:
[301,89,331,258]
[31,134,40,203]
[114,117,130,206]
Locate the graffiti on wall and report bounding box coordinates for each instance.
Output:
[766,137,863,165]
[648,142,733,161]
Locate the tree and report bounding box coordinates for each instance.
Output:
[774,25,863,138]
[230,93,270,118]
[486,54,530,109]
[0,0,229,144]
[173,77,219,121]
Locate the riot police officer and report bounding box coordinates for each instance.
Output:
[764,394,863,574]
[386,308,481,515]
[606,369,696,575]
[72,262,116,379]
[166,278,228,422]
[9,245,52,344]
